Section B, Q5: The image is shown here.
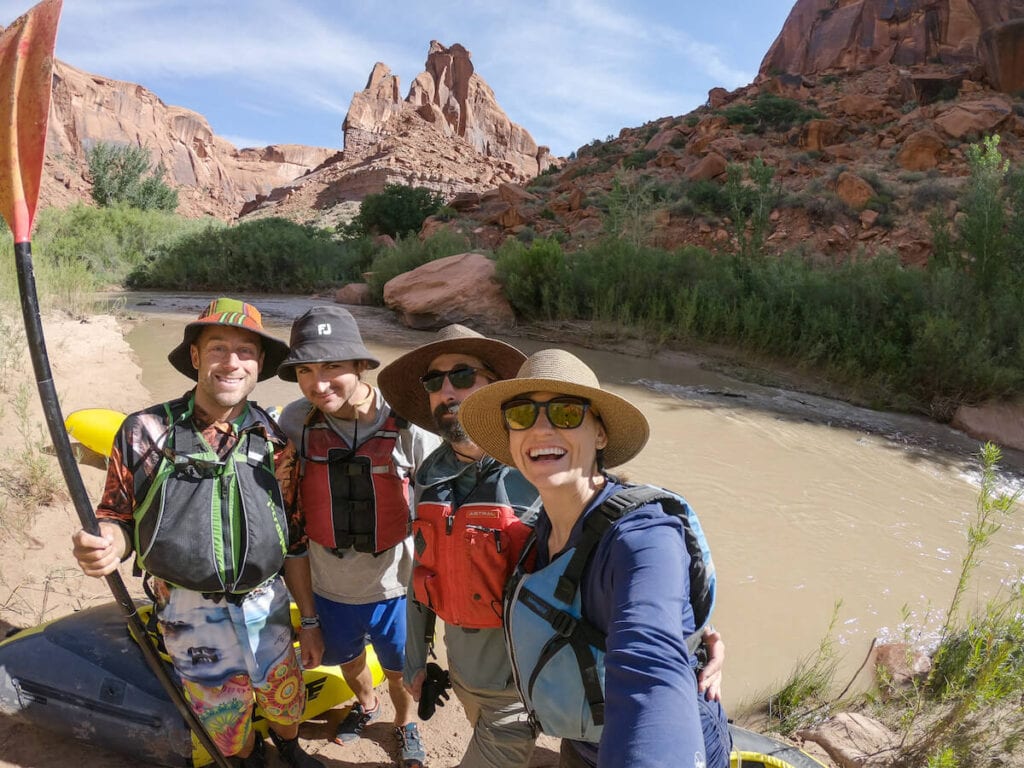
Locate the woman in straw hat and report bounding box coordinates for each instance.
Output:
[459,349,731,768]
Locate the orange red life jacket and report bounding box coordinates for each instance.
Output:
[412,495,534,629]
[298,409,411,555]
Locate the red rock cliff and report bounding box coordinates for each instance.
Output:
[761,0,1024,94]
[42,61,335,219]
[343,40,552,179]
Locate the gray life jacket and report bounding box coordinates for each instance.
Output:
[132,398,288,595]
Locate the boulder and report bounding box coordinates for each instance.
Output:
[383,252,516,331]
[800,119,845,151]
[796,713,900,768]
[835,171,875,210]
[684,152,728,182]
[951,398,1024,452]
[895,129,947,171]
[933,96,1013,138]
[981,18,1024,93]
[707,86,731,109]
[334,283,373,306]
[872,642,932,692]
[834,94,891,121]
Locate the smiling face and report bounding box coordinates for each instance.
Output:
[427,352,495,444]
[507,390,608,495]
[294,359,367,416]
[189,325,263,420]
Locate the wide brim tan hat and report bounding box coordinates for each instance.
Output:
[459,348,649,468]
[167,297,290,382]
[376,324,527,432]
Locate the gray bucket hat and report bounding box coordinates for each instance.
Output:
[376,324,527,432]
[277,306,380,382]
[459,348,649,468]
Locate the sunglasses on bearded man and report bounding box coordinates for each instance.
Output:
[501,397,592,431]
[420,365,493,393]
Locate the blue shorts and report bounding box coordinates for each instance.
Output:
[315,594,406,672]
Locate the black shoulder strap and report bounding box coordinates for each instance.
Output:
[553,485,669,604]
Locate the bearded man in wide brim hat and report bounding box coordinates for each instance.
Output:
[376,324,541,768]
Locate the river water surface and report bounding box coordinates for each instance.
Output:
[114,292,1024,712]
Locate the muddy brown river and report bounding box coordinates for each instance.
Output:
[114,293,1024,712]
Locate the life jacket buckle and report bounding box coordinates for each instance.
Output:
[551,610,578,637]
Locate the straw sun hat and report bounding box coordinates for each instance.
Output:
[376,324,527,432]
[167,297,290,382]
[459,348,650,469]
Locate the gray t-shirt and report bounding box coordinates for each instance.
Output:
[279,387,441,605]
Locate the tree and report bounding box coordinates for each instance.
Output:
[347,184,445,238]
[86,142,178,212]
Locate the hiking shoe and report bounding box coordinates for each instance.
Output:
[334,700,380,744]
[396,722,426,768]
[269,731,325,768]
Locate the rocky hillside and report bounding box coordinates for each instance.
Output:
[33,39,554,225]
[41,61,336,220]
[411,0,1024,266]
[239,41,557,227]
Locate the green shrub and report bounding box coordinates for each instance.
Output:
[0,204,203,313]
[365,228,471,301]
[127,217,364,293]
[86,142,178,212]
[685,179,730,217]
[720,93,821,133]
[622,149,656,170]
[345,184,446,238]
[494,238,573,320]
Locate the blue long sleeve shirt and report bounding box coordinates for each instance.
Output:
[532,481,706,768]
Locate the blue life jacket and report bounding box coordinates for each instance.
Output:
[503,484,715,740]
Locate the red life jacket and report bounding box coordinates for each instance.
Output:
[298,409,411,555]
[412,499,534,628]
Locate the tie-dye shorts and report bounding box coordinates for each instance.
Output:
[156,576,305,755]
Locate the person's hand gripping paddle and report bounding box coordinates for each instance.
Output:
[0,3,231,765]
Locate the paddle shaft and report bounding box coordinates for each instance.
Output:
[14,241,234,768]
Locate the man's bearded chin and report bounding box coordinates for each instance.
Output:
[433,402,468,443]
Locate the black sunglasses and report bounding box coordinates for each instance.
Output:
[420,365,491,393]
[501,397,591,431]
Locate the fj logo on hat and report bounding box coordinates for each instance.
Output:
[317,323,332,336]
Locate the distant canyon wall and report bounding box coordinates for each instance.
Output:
[761,0,1024,94]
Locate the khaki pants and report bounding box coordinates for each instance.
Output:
[451,670,536,768]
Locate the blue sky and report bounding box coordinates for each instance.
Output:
[3,0,797,157]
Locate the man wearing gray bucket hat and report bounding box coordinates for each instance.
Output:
[277,306,440,768]
[376,325,539,768]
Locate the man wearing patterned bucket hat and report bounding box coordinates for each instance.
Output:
[376,324,539,768]
[72,298,323,768]
[276,306,440,768]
